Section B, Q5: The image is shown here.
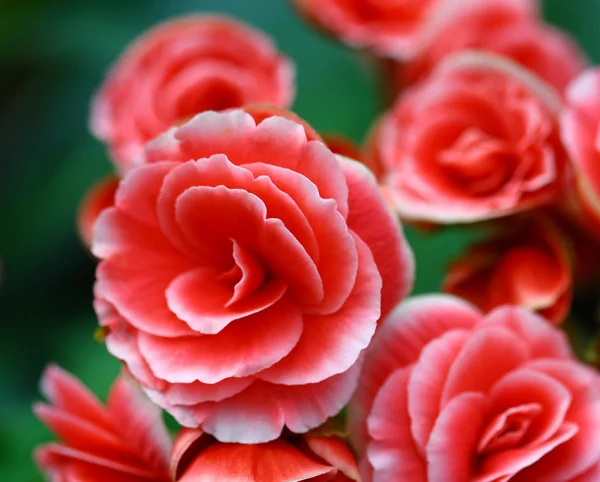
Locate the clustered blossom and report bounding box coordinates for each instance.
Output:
[349,296,600,481]
[34,2,600,482]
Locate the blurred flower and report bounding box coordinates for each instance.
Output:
[348,295,600,481]
[33,365,171,481]
[367,52,567,224]
[291,0,444,59]
[91,15,295,172]
[443,217,572,325]
[170,428,360,481]
[394,0,586,96]
[92,109,414,443]
[561,68,600,239]
[78,175,119,249]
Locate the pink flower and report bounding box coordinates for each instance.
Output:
[397,0,586,95]
[348,295,600,481]
[92,109,414,443]
[91,16,295,172]
[170,428,360,481]
[443,217,572,325]
[291,0,444,59]
[34,365,172,481]
[561,68,600,238]
[368,53,567,223]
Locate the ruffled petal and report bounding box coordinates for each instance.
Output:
[177,440,333,482]
[366,367,428,482]
[426,392,488,481]
[258,234,380,385]
[137,299,303,384]
[340,156,414,318]
[200,361,362,443]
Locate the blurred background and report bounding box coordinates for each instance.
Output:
[1,0,599,479]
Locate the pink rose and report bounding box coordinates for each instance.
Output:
[171,428,360,481]
[34,365,172,481]
[91,16,295,172]
[368,53,567,223]
[397,0,586,95]
[561,68,600,238]
[291,0,444,59]
[443,217,572,325]
[348,296,600,481]
[93,109,414,443]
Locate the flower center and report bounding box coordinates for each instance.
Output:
[439,128,515,195]
[175,78,244,121]
[477,403,542,455]
[218,240,266,307]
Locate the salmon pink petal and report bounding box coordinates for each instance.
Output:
[35,444,164,479]
[408,330,470,454]
[177,440,333,482]
[114,162,179,227]
[240,104,322,142]
[92,206,179,262]
[101,314,165,391]
[487,247,569,311]
[143,128,184,164]
[441,326,529,404]
[340,156,414,318]
[166,267,287,335]
[426,392,489,481]
[305,436,361,481]
[244,162,358,314]
[96,254,194,337]
[228,241,264,304]
[258,234,380,385]
[33,404,125,457]
[78,175,119,249]
[174,110,256,164]
[39,365,112,431]
[138,299,303,384]
[163,378,253,406]
[367,367,428,481]
[202,362,361,443]
[170,428,208,480]
[106,377,172,472]
[348,295,481,454]
[246,117,349,218]
[482,306,572,358]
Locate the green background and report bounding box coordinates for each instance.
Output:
[1,1,598,479]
